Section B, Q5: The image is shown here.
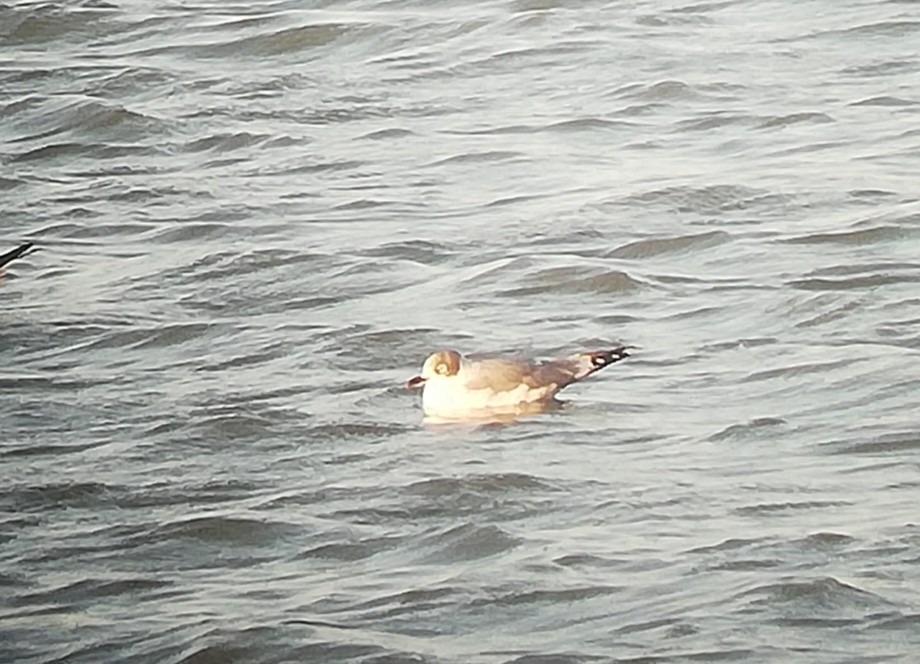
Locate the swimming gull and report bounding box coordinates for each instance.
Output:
[406,346,630,420]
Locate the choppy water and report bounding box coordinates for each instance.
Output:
[2,1,920,662]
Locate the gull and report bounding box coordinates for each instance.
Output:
[406,346,630,420]
[0,242,37,275]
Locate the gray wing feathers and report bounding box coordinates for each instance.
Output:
[462,347,631,394]
[462,359,543,392]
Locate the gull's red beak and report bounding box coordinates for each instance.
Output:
[405,375,426,389]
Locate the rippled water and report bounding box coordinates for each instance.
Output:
[2,1,920,662]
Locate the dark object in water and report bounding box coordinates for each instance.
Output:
[0,242,37,271]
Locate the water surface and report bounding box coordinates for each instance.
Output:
[2,1,920,662]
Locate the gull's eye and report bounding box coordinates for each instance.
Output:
[436,363,447,375]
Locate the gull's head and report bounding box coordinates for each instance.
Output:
[406,350,461,389]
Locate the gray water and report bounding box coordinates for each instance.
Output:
[2,1,920,662]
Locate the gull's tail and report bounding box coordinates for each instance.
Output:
[569,345,632,381]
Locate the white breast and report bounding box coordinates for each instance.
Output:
[421,374,558,419]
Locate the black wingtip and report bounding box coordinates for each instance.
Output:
[0,242,36,269]
[589,345,633,369]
